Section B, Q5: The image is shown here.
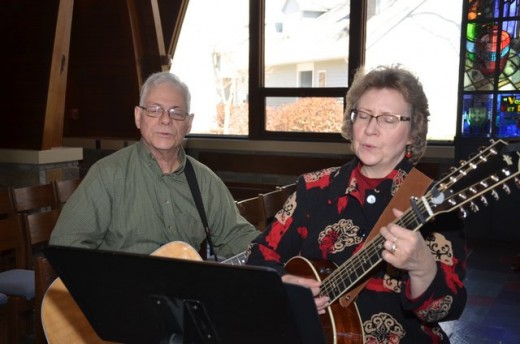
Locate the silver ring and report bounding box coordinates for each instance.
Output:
[391,242,397,253]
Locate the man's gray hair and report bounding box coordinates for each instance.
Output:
[139,72,191,112]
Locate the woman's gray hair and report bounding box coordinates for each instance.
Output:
[341,64,430,164]
[139,71,191,112]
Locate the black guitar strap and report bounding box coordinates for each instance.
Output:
[184,158,218,261]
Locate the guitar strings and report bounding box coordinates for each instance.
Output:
[321,190,433,300]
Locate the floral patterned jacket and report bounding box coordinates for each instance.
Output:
[247,157,467,343]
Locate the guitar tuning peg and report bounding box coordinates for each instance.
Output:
[470,201,479,212]
[502,184,511,195]
[501,168,511,177]
[491,190,499,201]
[458,208,468,219]
[480,196,488,207]
[459,159,467,166]
[515,177,520,188]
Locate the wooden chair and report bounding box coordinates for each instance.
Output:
[0,216,34,343]
[235,196,267,231]
[25,211,61,344]
[260,187,287,225]
[53,178,81,208]
[34,256,57,344]
[11,183,59,215]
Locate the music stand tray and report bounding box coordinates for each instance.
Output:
[44,245,325,344]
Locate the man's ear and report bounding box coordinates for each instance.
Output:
[134,106,142,129]
[185,114,194,135]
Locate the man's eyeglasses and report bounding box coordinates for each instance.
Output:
[138,105,191,121]
[350,109,410,129]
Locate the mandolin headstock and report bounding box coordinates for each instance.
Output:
[426,140,520,218]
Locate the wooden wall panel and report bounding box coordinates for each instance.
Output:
[63,0,183,140]
[0,0,60,149]
[0,0,188,148]
[64,0,143,140]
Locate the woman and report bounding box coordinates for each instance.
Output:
[246,65,466,343]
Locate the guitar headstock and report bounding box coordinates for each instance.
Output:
[427,139,520,217]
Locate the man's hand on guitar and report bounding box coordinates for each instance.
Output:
[380,208,437,298]
[282,274,330,314]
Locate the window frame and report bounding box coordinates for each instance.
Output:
[246,0,367,142]
[170,0,368,142]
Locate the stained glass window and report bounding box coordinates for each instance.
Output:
[462,0,520,138]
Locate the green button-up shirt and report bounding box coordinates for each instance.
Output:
[50,141,259,258]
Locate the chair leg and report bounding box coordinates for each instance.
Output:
[0,305,9,344]
[6,299,20,344]
[9,297,35,344]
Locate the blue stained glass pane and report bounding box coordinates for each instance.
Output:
[461,94,493,136]
[503,0,520,17]
[496,94,520,137]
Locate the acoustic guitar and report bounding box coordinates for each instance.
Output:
[41,241,247,343]
[284,139,520,344]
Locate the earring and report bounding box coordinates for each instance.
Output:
[405,145,412,159]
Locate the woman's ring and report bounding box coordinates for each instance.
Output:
[391,242,397,253]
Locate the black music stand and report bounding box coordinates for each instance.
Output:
[44,245,326,344]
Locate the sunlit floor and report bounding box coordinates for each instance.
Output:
[441,239,520,344]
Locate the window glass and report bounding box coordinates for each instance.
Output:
[170,0,249,135]
[365,0,462,141]
[263,0,349,133]
[264,0,349,88]
[265,97,343,133]
[463,0,520,140]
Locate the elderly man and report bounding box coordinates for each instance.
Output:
[50,72,259,258]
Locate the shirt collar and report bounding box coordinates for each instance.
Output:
[137,140,188,176]
[328,156,414,203]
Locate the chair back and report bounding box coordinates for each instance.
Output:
[0,216,27,271]
[11,183,59,215]
[53,178,81,208]
[236,196,267,231]
[260,188,287,223]
[22,209,61,269]
[0,187,15,219]
[279,182,297,199]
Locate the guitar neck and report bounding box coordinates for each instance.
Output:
[320,209,426,303]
